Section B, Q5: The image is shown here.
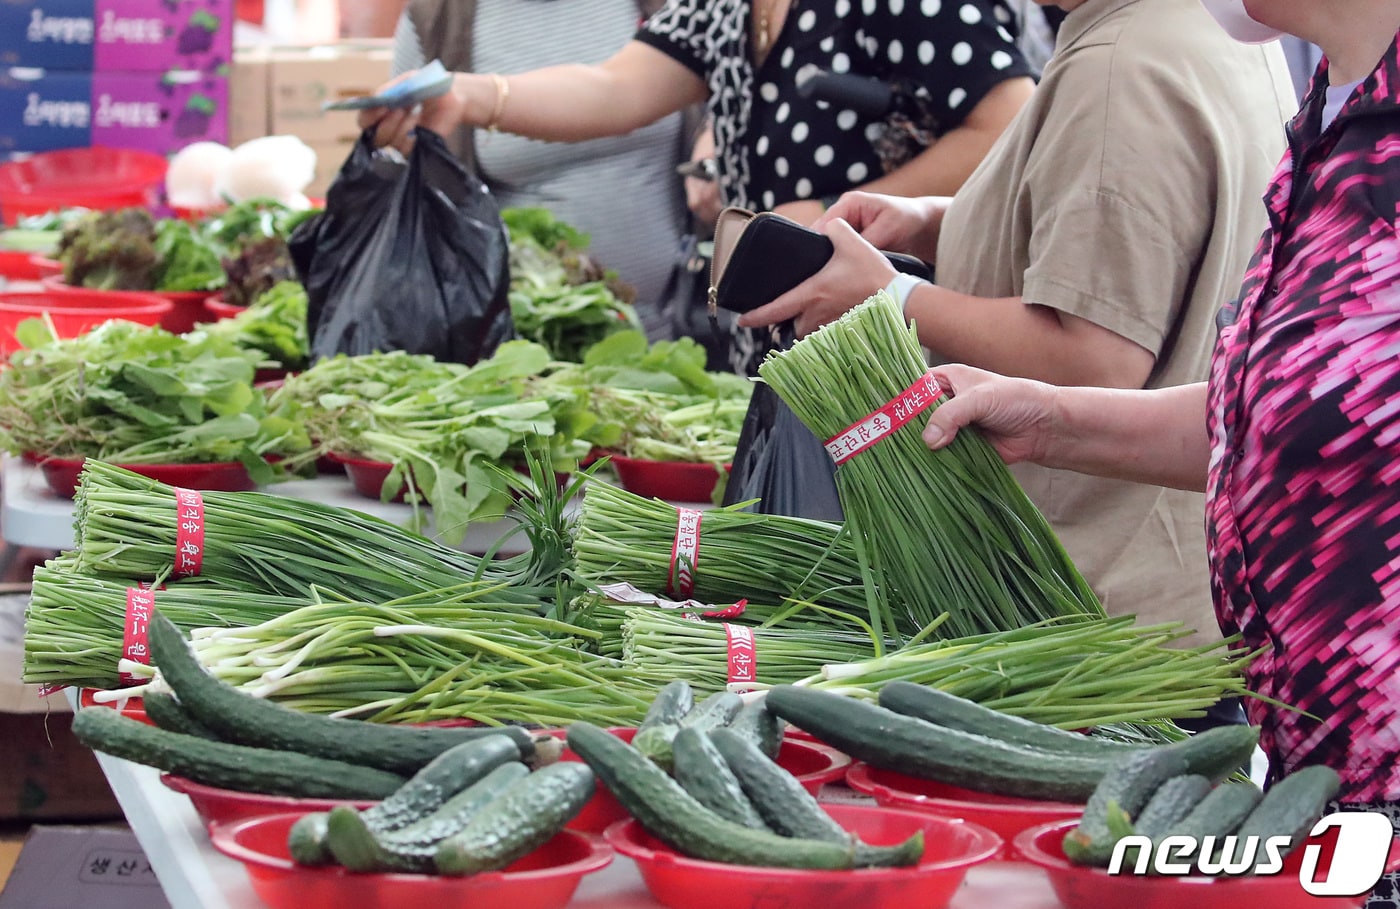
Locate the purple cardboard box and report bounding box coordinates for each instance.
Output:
[0,0,233,73]
[0,66,227,155]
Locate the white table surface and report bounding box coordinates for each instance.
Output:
[90,743,1066,909]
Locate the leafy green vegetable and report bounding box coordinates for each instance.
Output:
[200,199,319,252]
[154,219,225,292]
[0,228,63,254]
[194,280,308,370]
[0,319,310,478]
[220,235,296,307]
[57,208,160,290]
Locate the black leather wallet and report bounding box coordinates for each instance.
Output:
[707,206,932,316]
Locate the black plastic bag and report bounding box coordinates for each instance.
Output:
[289,128,513,365]
[722,381,844,521]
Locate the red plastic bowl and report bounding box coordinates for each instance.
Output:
[609,456,731,503]
[32,455,259,499]
[209,811,612,909]
[329,452,411,503]
[0,250,56,281]
[0,148,167,225]
[0,289,172,353]
[846,763,1083,854]
[607,802,1001,909]
[41,277,212,334]
[162,774,375,829]
[1013,819,1400,909]
[201,296,246,322]
[556,727,851,834]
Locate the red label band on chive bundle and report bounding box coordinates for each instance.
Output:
[172,487,205,578]
[824,371,943,465]
[120,586,156,685]
[668,507,704,598]
[725,623,757,690]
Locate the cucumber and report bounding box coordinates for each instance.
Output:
[671,727,771,831]
[566,721,859,870]
[324,763,530,873]
[877,682,1142,757]
[72,707,405,799]
[142,691,221,741]
[1132,775,1213,839]
[434,762,596,875]
[640,679,695,730]
[764,684,1109,801]
[636,691,745,771]
[359,735,521,834]
[1159,725,1260,784]
[148,611,532,774]
[708,727,925,869]
[727,700,785,760]
[1153,781,1262,869]
[1232,765,1341,871]
[1062,749,1190,867]
[288,813,334,866]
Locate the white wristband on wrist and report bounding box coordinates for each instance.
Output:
[883,272,926,320]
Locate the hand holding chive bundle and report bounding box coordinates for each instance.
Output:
[757,291,1105,641]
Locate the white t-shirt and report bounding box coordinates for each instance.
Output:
[1323,79,1363,132]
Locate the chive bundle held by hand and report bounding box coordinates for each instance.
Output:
[758,292,1105,641]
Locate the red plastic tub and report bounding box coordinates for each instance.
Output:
[609,456,730,503]
[162,774,376,829]
[31,455,260,499]
[0,289,172,353]
[201,296,246,322]
[1014,819,1400,909]
[0,148,166,225]
[0,250,58,282]
[556,726,851,834]
[606,803,1001,909]
[328,453,412,503]
[846,763,1084,854]
[209,812,612,909]
[41,277,211,334]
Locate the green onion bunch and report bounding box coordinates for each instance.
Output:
[621,609,880,694]
[70,461,560,600]
[794,616,1256,729]
[158,600,659,727]
[758,292,1104,641]
[572,481,870,618]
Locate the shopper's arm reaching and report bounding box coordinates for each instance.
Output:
[922,366,1211,492]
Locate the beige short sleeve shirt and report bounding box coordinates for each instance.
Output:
[935,0,1295,639]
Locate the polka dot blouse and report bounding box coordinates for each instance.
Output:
[637,0,1035,211]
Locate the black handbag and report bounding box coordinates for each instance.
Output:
[707,206,932,316]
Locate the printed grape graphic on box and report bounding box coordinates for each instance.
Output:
[0,0,232,72]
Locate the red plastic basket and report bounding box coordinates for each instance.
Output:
[846,762,1083,855]
[41,277,212,334]
[609,456,730,503]
[31,455,260,499]
[606,803,1001,909]
[1014,819,1400,909]
[0,289,171,353]
[162,774,375,829]
[0,148,166,225]
[209,812,612,909]
[0,250,58,282]
[201,296,246,322]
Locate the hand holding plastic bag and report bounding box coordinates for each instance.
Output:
[289,128,513,366]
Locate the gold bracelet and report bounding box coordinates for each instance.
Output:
[486,73,510,131]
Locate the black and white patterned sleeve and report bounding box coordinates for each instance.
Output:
[857,0,1036,135]
[634,0,712,78]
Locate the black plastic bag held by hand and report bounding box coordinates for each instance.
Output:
[289,128,513,365]
[722,381,844,521]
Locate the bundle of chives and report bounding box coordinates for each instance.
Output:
[621,609,880,695]
[572,481,869,620]
[70,461,552,601]
[142,601,661,727]
[22,565,544,689]
[793,616,1256,729]
[758,292,1104,641]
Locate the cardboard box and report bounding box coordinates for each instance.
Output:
[0,712,121,820]
[0,826,169,908]
[266,43,391,144]
[226,42,267,145]
[0,65,228,155]
[0,0,234,73]
[302,136,355,197]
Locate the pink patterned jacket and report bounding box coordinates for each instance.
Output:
[1206,33,1400,802]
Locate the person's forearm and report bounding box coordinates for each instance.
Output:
[463,43,706,142]
[903,285,1154,389]
[1042,383,1209,491]
[860,78,1034,199]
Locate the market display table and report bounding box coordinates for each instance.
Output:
[91,748,1066,909]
